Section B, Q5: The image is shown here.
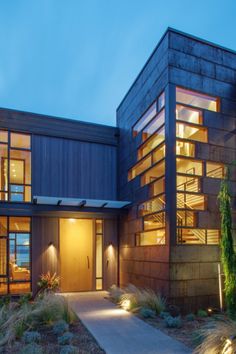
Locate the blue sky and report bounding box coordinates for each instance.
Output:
[0,1,235,126]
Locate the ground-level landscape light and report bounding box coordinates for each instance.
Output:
[121,299,131,311]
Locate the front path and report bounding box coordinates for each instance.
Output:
[66,291,192,354]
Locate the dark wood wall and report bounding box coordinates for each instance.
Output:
[32,135,117,200]
[117,28,236,309]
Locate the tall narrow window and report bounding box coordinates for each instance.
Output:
[0,131,31,202]
[176,87,219,112]
[95,220,103,290]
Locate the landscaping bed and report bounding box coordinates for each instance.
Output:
[0,293,105,354]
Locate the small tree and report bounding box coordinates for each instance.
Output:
[218,170,236,317]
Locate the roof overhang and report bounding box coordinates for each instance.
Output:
[33,196,131,209]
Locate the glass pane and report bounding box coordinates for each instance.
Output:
[133,102,157,137]
[207,230,220,244]
[141,160,165,186]
[142,109,165,142]
[158,92,165,111]
[176,175,200,193]
[176,122,208,143]
[9,282,30,294]
[0,130,8,143]
[10,133,31,149]
[176,140,195,157]
[16,245,30,269]
[177,228,206,244]
[138,195,165,216]
[176,87,218,112]
[0,278,7,295]
[136,229,165,246]
[0,144,8,195]
[128,155,152,181]
[96,234,102,279]
[176,104,202,124]
[10,149,31,184]
[152,144,165,164]
[176,211,196,227]
[176,158,203,176]
[0,217,7,236]
[149,177,165,197]
[95,220,103,234]
[25,186,31,202]
[9,217,31,232]
[143,212,165,230]
[0,238,7,276]
[138,126,165,159]
[96,279,102,290]
[206,162,225,179]
[177,193,205,210]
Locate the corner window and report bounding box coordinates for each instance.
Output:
[176,87,219,112]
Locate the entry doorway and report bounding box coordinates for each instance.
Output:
[59,218,103,292]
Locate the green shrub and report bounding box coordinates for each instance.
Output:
[139,308,156,318]
[0,295,11,307]
[37,272,60,294]
[53,320,69,335]
[18,294,32,306]
[58,332,74,345]
[166,304,180,317]
[165,315,182,328]
[60,345,79,354]
[197,309,208,318]
[160,311,170,319]
[14,319,28,339]
[186,313,196,321]
[20,343,43,354]
[22,331,41,344]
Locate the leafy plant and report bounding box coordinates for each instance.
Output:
[165,315,182,328]
[139,307,156,318]
[160,311,170,319]
[37,272,60,294]
[57,332,74,345]
[218,173,236,318]
[60,345,79,354]
[197,309,208,318]
[186,313,196,321]
[18,293,32,306]
[108,284,125,303]
[22,331,41,344]
[20,343,43,354]
[53,320,69,335]
[194,319,236,354]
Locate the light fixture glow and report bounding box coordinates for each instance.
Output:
[121,299,131,311]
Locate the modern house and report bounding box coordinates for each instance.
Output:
[0,28,235,310]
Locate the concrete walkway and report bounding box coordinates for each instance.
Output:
[66,291,192,354]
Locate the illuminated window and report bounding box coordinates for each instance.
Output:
[128,155,152,181]
[176,158,203,176]
[95,220,103,290]
[177,192,205,210]
[141,160,165,186]
[138,195,165,216]
[149,177,165,197]
[206,162,225,179]
[176,210,196,227]
[176,87,219,112]
[0,131,31,202]
[136,229,165,246]
[176,105,202,125]
[0,216,31,295]
[152,144,165,163]
[0,130,8,143]
[176,175,200,193]
[158,92,165,111]
[177,228,219,244]
[142,109,165,142]
[133,102,157,137]
[138,126,165,159]
[143,212,165,230]
[176,140,195,157]
[10,133,31,150]
[176,122,207,143]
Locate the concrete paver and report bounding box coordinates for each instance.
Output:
[66,291,192,354]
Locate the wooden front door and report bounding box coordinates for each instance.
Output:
[60,219,94,292]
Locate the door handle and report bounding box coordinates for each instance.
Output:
[87,256,90,269]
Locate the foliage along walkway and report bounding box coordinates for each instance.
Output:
[66,291,192,354]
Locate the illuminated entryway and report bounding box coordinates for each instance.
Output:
[60,218,103,292]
